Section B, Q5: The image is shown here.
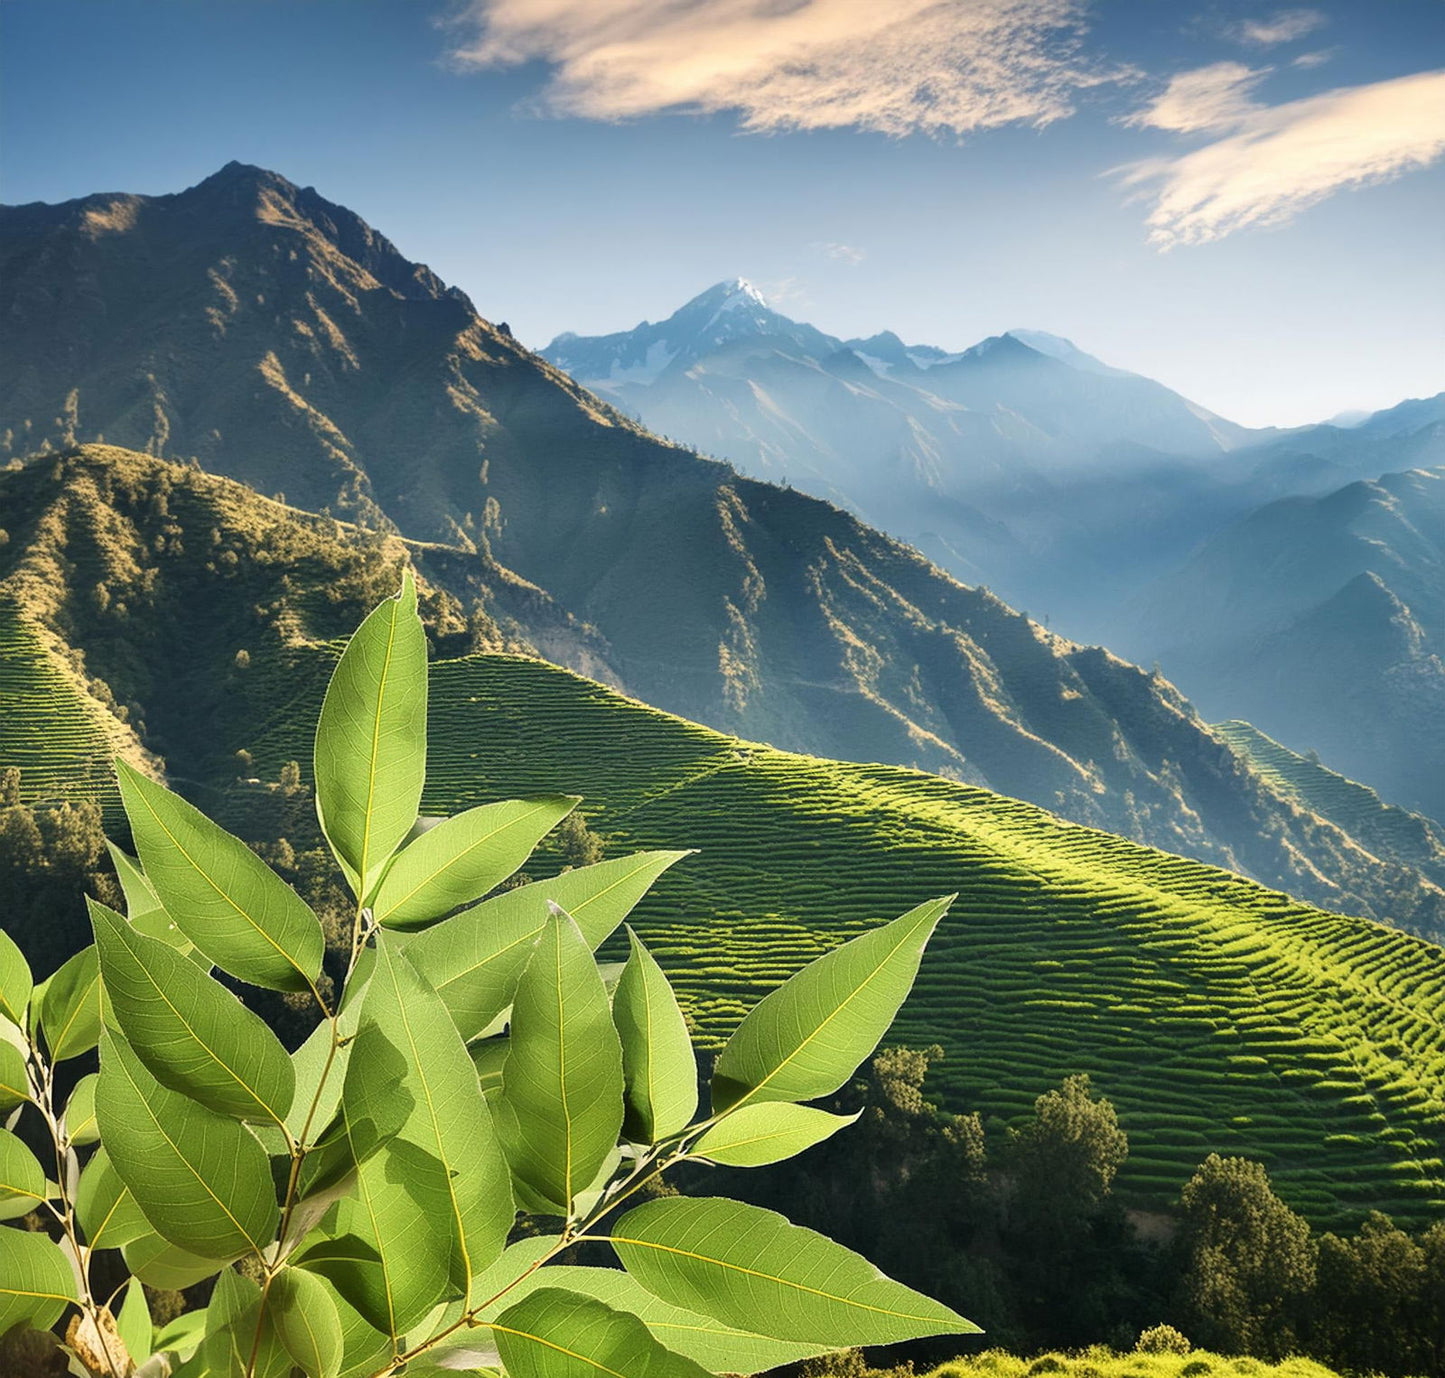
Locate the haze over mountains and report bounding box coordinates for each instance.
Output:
[544,281,1445,819]
[2,162,1443,931]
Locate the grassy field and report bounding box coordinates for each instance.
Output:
[203,643,1445,1229]
[923,1351,1342,1378]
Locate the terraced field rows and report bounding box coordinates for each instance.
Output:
[240,650,1445,1228]
[0,603,124,813]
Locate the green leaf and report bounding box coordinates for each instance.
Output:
[613,927,697,1145]
[0,1037,29,1111]
[469,1037,508,1101]
[711,897,951,1114]
[371,795,580,930]
[404,850,690,1042]
[152,1308,208,1362]
[116,1279,152,1368]
[115,758,325,994]
[472,1263,841,1373]
[0,1228,77,1336]
[314,569,428,896]
[610,1197,979,1346]
[91,899,295,1125]
[326,1278,394,1378]
[105,839,165,923]
[39,945,104,1062]
[691,1103,859,1167]
[203,1269,294,1378]
[75,1147,151,1252]
[497,909,625,1216]
[271,1267,345,1378]
[346,936,512,1303]
[0,927,32,1028]
[122,1231,224,1290]
[0,1127,48,1221]
[492,1288,713,1378]
[96,1030,279,1260]
[63,1072,99,1146]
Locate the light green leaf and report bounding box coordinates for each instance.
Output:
[357,937,511,1302]
[271,1266,344,1378]
[325,1277,394,1378]
[76,1147,151,1252]
[105,839,165,923]
[0,927,32,1028]
[712,897,951,1114]
[404,850,690,1042]
[492,1287,713,1378]
[0,1227,78,1336]
[96,1030,279,1260]
[469,1037,508,1101]
[0,1126,48,1221]
[122,1231,224,1290]
[151,1308,208,1361]
[472,1263,841,1373]
[116,758,325,994]
[203,1269,294,1378]
[39,945,104,1062]
[314,570,427,897]
[116,1279,152,1368]
[91,899,295,1126]
[497,909,624,1216]
[0,1037,29,1110]
[63,1072,99,1146]
[691,1103,859,1167]
[371,795,580,930]
[614,927,697,1144]
[611,1197,979,1346]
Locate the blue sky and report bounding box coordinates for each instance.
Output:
[2,0,1441,426]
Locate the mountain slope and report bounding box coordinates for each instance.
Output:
[3,167,1442,929]
[3,498,1443,1225]
[1136,467,1445,822]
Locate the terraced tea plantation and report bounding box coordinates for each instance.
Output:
[233,648,1445,1229]
[0,602,125,813]
[1214,720,1445,886]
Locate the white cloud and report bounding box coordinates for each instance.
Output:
[445,0,1121,136]
[1119,67,1445,247]
[1125,61,1270,134]
[1227,8,1327,47]
[814,241,866,265]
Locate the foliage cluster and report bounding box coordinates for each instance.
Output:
[0,576,978,1377]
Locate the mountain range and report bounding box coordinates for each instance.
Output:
[543,281,1445,817]
[2,162,1443,933]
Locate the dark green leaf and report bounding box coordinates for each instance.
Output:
[614,927,697,1144]
[75,1147,151,1252]
[370,795,580,930]
[611,1197,978,1346]
[314,569,427,897]
[91,899,295,1124]
[712,897,951,1114]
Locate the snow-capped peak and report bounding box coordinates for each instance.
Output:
[720,277,769,310]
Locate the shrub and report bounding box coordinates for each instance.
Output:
[1136,1324,1193,1355]
[0,575,976,1376]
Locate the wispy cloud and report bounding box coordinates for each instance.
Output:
[814,241,866,265]
[1227,8,1327,47]
[445,0,1121,137]
[1119,67,1445,247]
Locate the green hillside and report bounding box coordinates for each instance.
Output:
[224,646,1445,1228]
[1215,720,1445,897]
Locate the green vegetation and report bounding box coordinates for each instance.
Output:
[0,578,972,1377]
[920,1352,1342,1378]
